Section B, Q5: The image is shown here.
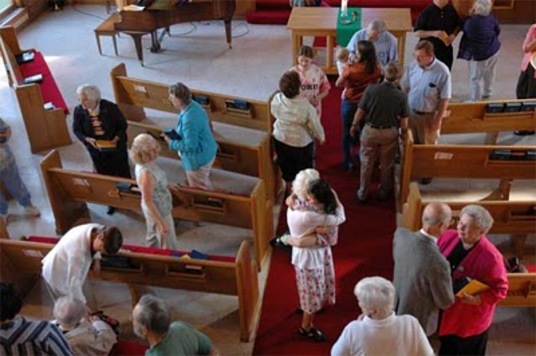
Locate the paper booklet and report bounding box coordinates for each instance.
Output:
[456,279,490,297]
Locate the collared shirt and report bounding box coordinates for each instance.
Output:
[271,92,325,147]
[401,57,451,113]
[0,317,73,355]
[358,81,409,128]
[414,3,460,62]
[346,29,398,67]
[147,321,212,356]
[419,228,438,243]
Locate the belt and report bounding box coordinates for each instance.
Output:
[366,123,396,130]
[412,109,434,115]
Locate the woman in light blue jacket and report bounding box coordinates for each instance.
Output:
[165,82,218,190]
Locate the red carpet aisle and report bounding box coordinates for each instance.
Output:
[253,81,397,355]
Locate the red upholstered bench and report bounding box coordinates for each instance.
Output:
[18,50,69,114]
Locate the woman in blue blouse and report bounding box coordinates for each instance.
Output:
[165,83,218,190]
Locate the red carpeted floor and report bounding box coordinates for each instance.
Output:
[253,79,397,355]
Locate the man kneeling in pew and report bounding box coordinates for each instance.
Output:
[41,223,123,309]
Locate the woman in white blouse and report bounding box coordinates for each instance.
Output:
[271,71,325,193]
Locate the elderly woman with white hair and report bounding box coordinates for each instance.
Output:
[131,133,178,249]
[73,84,131,215]
[52,297,117,356]
[437,204,508,355]
[457,0,501,101]
[331,276,433,356]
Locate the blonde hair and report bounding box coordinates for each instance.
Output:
[292,169,320,200]
[130,133,160,165]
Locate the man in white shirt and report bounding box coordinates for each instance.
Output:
[392,202,454,336]
[346,20,398,68]
[41,223,123,306]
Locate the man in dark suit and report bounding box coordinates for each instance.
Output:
[393,202,454,336]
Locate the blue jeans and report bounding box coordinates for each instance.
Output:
[341,99,359,169]
[0,160,32,215]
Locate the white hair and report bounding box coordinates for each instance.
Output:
[130,133,160,165]
[292,169,320,200]
[460,205,494,234]
[76,84,101,101]
[134,294,171,335]
[472,0,493,16]
[354,276,395,317]
[367,20,386,33]
[53,297,86,329]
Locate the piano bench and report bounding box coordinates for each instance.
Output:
[94,13,120,56]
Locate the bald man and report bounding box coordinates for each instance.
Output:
[393,202,454,336]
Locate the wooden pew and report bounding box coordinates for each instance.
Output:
[402,182,536,258]
[40,150,273,270]
[127,120,280,202]
[0,26,71,153]
[0,238,260,342]
[110,63,274,132]
[399,131,536,210]
[500,273,536,307]
[443,100,536,144]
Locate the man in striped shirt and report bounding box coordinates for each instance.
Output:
[0,282,73,355]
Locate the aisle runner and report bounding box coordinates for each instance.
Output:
[253,80,397,355]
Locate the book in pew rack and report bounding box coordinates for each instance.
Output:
[15,51,35,64]
[23,73,43,85]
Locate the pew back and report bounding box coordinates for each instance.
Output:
[0,238,260,341]
[444,100,536,144]
[40,150,272,269]
[399,131,536,208]
[111,63,274,132]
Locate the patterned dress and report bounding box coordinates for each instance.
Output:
[290,63,331,118]
[287,201,345,314]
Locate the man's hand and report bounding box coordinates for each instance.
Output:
[430,114,443,131]
[350,126,358,138]
[444,34,456,46]
[460,293,482,306]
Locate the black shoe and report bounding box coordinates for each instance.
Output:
[419,178,433,185]
[299,326,327,342]
[269,236,292,253]
[514,130,535,136]
[107,206,116,215]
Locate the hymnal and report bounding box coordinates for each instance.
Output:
[15,51,35,64]
[95,139,116,151]
[23,73,43,85]
[164,128,181,140]
[456,279,489,297]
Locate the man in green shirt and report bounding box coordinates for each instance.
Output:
[132,295,214,356]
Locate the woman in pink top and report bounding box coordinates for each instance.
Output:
[515,23,536,135]
[290,45,331,119]
[437,205,508,356]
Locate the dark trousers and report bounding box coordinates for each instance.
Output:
[436,46,454,71]
[439,329,489,356]
[273,138,314,182]
[516,65,536,99]
[341,99,360,169]
[88,147,131,179]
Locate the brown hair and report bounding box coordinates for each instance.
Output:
[384,62,401,82]
[415,40,434,55]
[299,45,314,59]
[169,82,191,105]
[357,40,378,74]
[279,71,301,99]
[102,226,123,254]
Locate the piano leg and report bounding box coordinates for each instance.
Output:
[224,19,232,49]
[124,32,146,66]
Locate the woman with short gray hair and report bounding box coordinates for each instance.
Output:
[457,0,501,101]
[73,84,131,215]
[332,276,433,356]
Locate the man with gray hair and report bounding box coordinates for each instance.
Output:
[438,204,508,355]
[346,20,398,68]
[52,297,117,356]
[393,202,454,336]
[350,62,409,203]
[132,294,214,355]
[331,276,432,356]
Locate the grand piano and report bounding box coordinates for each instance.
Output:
[114,0,236,65]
